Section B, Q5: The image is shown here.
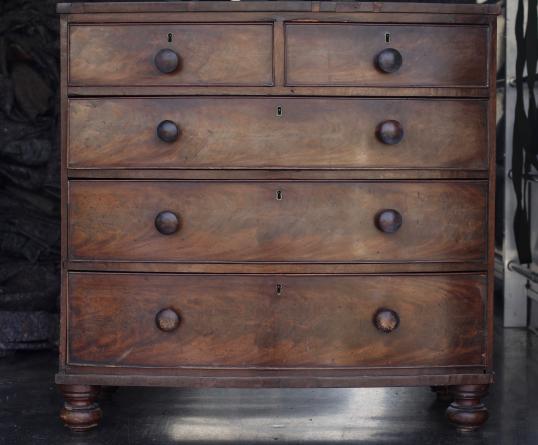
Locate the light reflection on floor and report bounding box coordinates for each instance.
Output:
[164,387,429,443]
[1,323,537,444]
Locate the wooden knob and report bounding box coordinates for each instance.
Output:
[155,210,180,235]
[376,120,404,145]
[157,120,179,143]
[155,308,180,332]
[373,308,400,333]
[154,48,180,74]
[375,48,403,73]
[375,209,403,233]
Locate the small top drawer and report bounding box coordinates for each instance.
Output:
[285,24,488,87]
[68,24,273,86]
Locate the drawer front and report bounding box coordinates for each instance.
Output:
[68,181,487,263]
[68,98,488,170]
[68,24,273,86]
[68,273,486,368]
[286,24,488,87]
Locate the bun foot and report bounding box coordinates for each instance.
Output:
[59,384,102,432]
[430,385,453,402]
[446,384,489,432]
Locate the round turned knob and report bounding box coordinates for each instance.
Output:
[155,308,180,332]
[155,210,180,235]
[375,209,403,234]
[375,48,403,74]
[154,48,180,74]
[376,120,404,145]
[373,308,400,333]
[157,120,179,143]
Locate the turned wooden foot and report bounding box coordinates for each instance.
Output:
[430,385,453,402]
[446,384,489,432]
[59,384,103,432]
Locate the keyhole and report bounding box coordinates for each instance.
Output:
[276,190,283,200]
[276,106,283,117]
[385,32,391,44]
[167,32,173,43]
[276,284,283,295]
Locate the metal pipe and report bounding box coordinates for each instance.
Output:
[508,261,538,283]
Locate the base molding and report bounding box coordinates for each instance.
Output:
[56,371,494,389]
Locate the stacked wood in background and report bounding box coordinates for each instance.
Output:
[0,0,60,356]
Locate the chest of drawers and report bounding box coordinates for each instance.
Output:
[56,1,499,434]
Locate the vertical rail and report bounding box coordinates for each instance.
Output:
[503,0,529,327]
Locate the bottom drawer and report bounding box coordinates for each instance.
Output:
[67,273,486,368]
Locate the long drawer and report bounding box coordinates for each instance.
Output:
[68,98,488,170]
[68,181,487,263]
[285,24,488,87]
[68,24,273,86]
[67,273,486,368]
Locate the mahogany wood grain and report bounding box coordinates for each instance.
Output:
[63,361,487,377]
[68,98,488,170]
[62,12,495,29]
[55,371,494,389]
[59,384,102,432]
[67,169,490,181]
[63,363,488,378]
[68,24,273,86]
[66,85,492,98]
[67,273,486,368]
[286,24,488,87]
[59,14,70,372]
[56,2,498,429]
[68,180,487,263]
[65,261,488,275]
[485,18,497,373]
[57,2,501,15]
[446,384,490,432]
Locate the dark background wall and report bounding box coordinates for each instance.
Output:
[0,0,60,356]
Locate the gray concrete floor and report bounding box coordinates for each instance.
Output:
[0,321,537,445]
